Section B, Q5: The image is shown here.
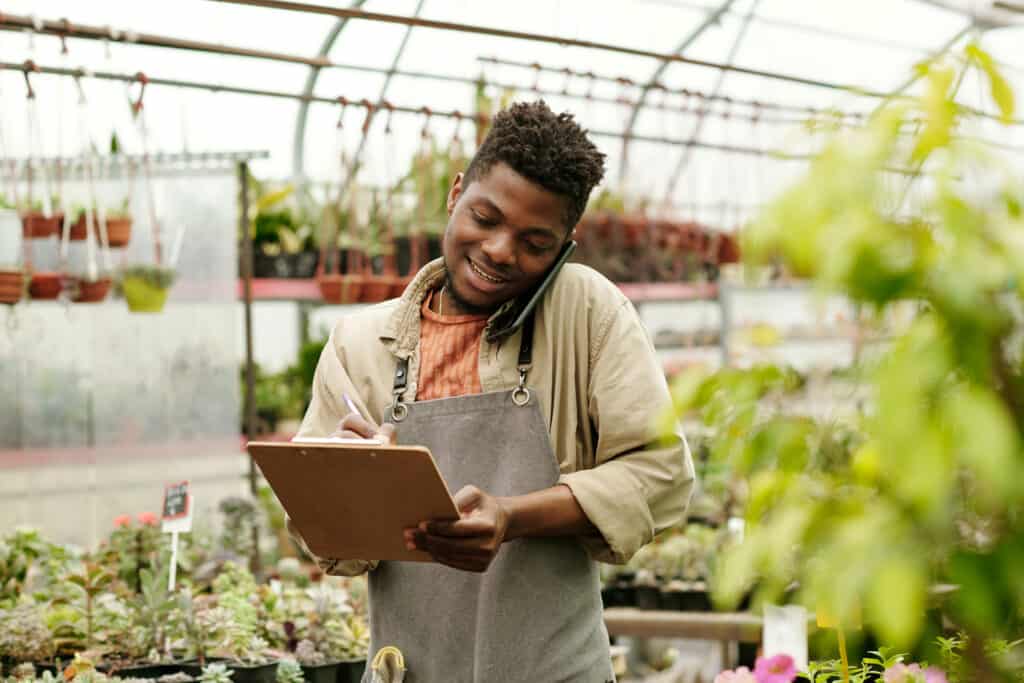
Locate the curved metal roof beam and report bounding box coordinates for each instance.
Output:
[291,0,368,184]
[617,0,739,185]
[662,0,761,205]
[343,0,427,192]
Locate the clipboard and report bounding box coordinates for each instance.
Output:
[248,440,460,562]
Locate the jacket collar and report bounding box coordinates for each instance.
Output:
[380,258,520,356]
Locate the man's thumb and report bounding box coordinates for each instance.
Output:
[377,423,397,445]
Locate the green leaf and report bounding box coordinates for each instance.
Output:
[966,44,1016,124]
[866,556,926,649]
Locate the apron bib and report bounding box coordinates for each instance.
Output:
[366,315,614,683]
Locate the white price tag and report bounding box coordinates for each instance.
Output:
[763,604,809,671]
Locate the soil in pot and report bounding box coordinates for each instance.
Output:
[300,661,340,683]
[123,276,170,313]
[29,272,62,299]
[337,660,366,683]
[22,212,63,239]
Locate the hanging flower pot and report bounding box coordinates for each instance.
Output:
[70,277,112,303]
[21,211,63,239]
[70,210,132,246]
[119,265,176,313]
[28,271,62,300]
[105,214,133,248]
[0,269,26,304]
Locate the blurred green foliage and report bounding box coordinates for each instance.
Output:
[666,43,1023,678]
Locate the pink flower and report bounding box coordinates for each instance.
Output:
[754,654,797,683]
[714,667,757,683]
[113,515,132,528]
[884,664,947,683]
[137,511,159,526]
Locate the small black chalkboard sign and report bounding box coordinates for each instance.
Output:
[162,481,190,520]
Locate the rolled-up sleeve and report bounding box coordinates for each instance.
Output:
[558,300,695,564]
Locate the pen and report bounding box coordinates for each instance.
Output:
[342,392,360,417]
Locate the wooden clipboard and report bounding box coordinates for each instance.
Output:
[247,440,459,562]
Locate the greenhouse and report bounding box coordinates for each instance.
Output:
[1,1,1023,681]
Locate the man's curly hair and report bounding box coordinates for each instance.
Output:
[463,100,606,231]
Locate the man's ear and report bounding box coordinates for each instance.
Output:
[446,173,464,216]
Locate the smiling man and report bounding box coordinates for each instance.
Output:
[294,101,695,682]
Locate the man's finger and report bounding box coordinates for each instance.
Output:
[453,485,483,513]
[425,517,494,538]
[377,423,397,445]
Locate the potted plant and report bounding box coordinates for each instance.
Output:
[21,197,63,239]
[28,269,63,300]
[0,605,57,674]
[118,265,176,313]
[71,200,133,248]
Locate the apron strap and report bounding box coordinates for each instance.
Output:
[390,310,537,417]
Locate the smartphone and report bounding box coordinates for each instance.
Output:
[487,240,577,340]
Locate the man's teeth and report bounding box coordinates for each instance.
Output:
[470,260,504,283]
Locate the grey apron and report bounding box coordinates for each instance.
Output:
[366,314,615,683]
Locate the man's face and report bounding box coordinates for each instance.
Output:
[442,162,571,314]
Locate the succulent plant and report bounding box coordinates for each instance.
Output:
[198,663,233,683]
[275,659,303,683]
[0,604,56,663]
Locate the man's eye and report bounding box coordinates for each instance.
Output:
[471,212,497,226]
[525,240,552,254]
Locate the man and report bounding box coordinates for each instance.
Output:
[294,101,694,682]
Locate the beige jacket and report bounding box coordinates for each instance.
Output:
[294,259,695,568]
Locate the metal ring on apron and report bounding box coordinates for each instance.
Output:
[511,386,530,406]
[391,400,409,422]
[511,367,530,406]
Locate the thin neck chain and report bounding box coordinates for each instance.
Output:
[438,285,445,317]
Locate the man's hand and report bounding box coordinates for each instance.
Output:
[331,412,396,443]
[405,485,510,573]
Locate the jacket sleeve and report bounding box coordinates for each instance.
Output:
[558,300,696,564]
[289,324,379,576]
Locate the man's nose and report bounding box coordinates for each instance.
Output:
[480,229,515,267]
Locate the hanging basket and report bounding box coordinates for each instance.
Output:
[70,277,112,303]
[70,213,133,247]
[0,269,26,304]
[122,276,170,312]
[22,212,63,239]
[29,271,62,300]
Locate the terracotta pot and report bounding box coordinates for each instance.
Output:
[360,275,394,303]
[105,216,132,247]
[716,233,741,264]
[71,277,112,303]
[69,214,88,241]
[317,273,364,304]
[391,274,413,298]
[0,270,24,304]
[29,271,62,299]
[22,212,63,239]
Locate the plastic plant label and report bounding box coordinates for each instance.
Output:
[161,481,193,533]
[763,604,809,671]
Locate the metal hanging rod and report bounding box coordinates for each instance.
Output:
[0,12,814,128]
[8,62,1015,165]
[479,56,866,121]
[207,0,893,97]
[0,13,329,68]
[4,150,269,171]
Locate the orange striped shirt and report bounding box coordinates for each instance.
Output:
[417,288,489,400]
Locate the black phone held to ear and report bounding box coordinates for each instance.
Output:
[487,240,577,341]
